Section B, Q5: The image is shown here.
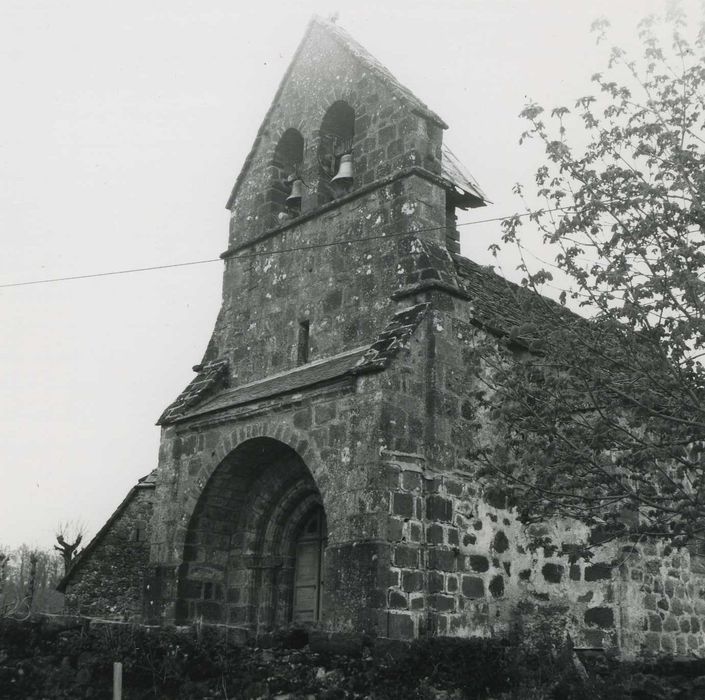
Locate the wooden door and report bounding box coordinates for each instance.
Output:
[292,509,326,623]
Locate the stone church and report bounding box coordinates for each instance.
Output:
[59,17,705,657]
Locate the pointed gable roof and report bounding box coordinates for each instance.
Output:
[320,18,448,129]
[225,16,449,210]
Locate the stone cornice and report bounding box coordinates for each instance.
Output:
[221,166,482,259]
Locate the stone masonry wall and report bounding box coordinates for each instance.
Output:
[64,486,153,621]
[215,174,447,388]
[369,292,705,657]
[149,363,398,634]
[626,539,705,656]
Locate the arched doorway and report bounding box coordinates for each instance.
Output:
[292,507,327,623]
[175,437,327,631]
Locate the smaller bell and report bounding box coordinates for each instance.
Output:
[331,154,353,182]
[286,179,305,205]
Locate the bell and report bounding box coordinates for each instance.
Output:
[331,154,354,182]
[286,179,304,205]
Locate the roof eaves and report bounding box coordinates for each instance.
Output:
[352,302,430,372]
[451,252,583,342]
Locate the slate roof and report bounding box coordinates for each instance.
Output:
[160,303,430,425]
[157,360,229,425]
[452,252,579,340]
[354,302,430,371]
[441,143,489,206]
[179,346,369,421]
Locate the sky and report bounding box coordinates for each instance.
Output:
[1,0,697,550]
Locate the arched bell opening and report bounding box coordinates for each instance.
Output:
[317,101,355,204]
[267,128,305,223]
[174,437,327,632]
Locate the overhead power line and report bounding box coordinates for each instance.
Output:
[0,258,222,289]
[0,202,663,289]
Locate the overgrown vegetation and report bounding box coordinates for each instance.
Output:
[2,615,703,699]
[477,4,705,555]
[0,546,63,619]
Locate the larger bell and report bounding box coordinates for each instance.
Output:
[286,179,305,205]
[331,154,354,182]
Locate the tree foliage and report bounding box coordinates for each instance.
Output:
[54,521,84,575]
[0,545,64,616]
[478,5,705,553]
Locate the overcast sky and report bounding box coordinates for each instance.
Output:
[1,0,695,550]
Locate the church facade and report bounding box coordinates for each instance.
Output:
[60,17,705,658]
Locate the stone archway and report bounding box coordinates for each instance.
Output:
[175,437,326,631]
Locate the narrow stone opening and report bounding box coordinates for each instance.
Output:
[297,320,310,364]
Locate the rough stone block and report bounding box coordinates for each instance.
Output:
[388,517,404,542]
[663,615,679,632]
[445,479,463,497]
[428,594,455,612]
[428,571,444,593]
[392,493,414,518]
[427,548,457,571]
[644,632,661,653]
[542,563,564,584]
[492,531,509,554]
[469,555,489,573]
[648,613,662,631]
[584,607,614,629]
[402,570,424,593]
[401,471,422,491]
[197,601,222,622]
[661,635,675,653]
[388,612,414,639]
[393,545,419,568]
[584,563,613,582]
[388,590,408,609]
[462,576,484,599]
[426,523,444,545]
[378,125,396,146]
[489,575,505,598]
[426,495,453,522]
[406,594,423,613]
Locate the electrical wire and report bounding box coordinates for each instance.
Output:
[0,203,697,289]
[0,205,580,289]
